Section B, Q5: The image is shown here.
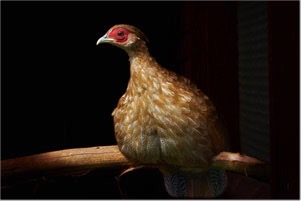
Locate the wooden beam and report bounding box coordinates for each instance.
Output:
[2,145,133,187]
[2,145,268,188]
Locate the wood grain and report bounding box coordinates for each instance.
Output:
[1,145,268,188]
[2,145,133,186]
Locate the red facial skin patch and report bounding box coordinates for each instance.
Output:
[108,27,130,43]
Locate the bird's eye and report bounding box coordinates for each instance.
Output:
[117,31,124,36]
[109,27,129,43]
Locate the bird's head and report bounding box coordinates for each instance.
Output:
[96,24,149,53]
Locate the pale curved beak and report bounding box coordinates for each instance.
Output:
[96,34,114,45]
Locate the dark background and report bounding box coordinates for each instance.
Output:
[2,1,299,199]
[2,1,184,159]
[1,1,189,199]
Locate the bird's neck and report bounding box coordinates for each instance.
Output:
[129,54,159,77]
[127,43,151,59]
[127,44,158,75]
[126,45,161,93]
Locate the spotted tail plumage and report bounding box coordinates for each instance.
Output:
[163,169,227,198]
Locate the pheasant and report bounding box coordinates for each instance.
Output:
[96,24,229,198]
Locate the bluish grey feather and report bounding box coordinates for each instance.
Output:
[164,172,188,197]
[209,169,227,197]
[163,169,227,198]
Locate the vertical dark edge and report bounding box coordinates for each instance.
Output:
[207,2,240,152]
[179,2,240,152]
[268,1,300,199]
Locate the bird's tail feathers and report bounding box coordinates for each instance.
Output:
[163,169,227,198]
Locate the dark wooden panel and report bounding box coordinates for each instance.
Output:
[238,2,270,162]
[268,2,300,199]
[178,2,240,152]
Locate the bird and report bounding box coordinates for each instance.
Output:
[96,24,229,198]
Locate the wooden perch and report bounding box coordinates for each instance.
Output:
[211,152,269,181]
[1,145,134,187]
[1,145,269,188]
